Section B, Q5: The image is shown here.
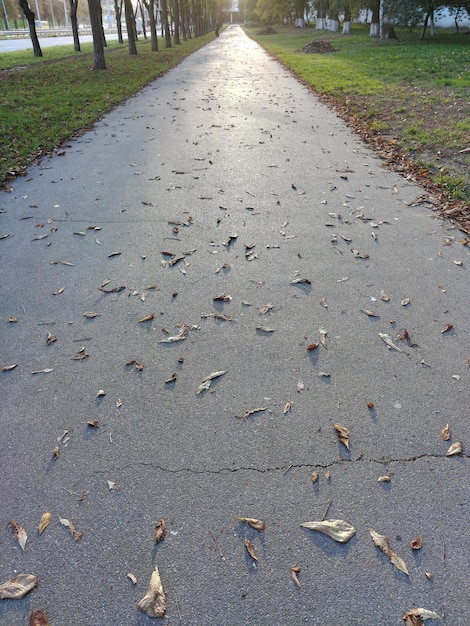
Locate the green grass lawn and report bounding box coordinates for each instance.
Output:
[0,35,213,183]
[245,25,470,202]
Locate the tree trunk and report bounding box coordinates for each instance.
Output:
[124,0,137,54]
[18,0,42,57]
[115,0,123,43]
[138,0,147,39]
[160,0,171,47]
[295,0,304,27]
[143,0,158,50]
[370,0,380,37]
[316,0,327,30]
[328,9,339,32]
[173,0,181,44]
[342,3,351,34]
[88,0,106,69]
[69,0,81,51]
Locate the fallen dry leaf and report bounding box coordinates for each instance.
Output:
[401,298,411,306]
[196,370,227,395]
[300,519,356,543]
[446,441,462,456]
[333,423,350,450]
[440,323,453,334]
[244,538,258,561]
[137,565,166,618]
[138,313,154,323]
[380,290,390,302]
[164,372,178,384]
[71,347,89,360]
[0,574,38,600]
[31,368,54,375]
[290,277,311,285]
[379,332,403,352]
[377,475,391,483]
[38,512,52,535]
[256,325,275,333]
[440,424,451,441]
[127,573,137,585]
[236,517,266,531]
[369,528,409,575]
[310,471,319,484]
[351,248,369,259]
[306,342,319,352]
[52,446,60,460]
[257,303,273,314]
[87,419,100,428]
[46,331,56,345]
[83,311,101,319]
[2,364,18,372]
[107,480,120,490]
[410,535,423,550]
[402,608,440,624]
[319,327,328,349]
[9,521,27,551]
[52,287,65,295]
[29,609,49,626]
[125,359,144,371]
[238,407,269,419]
[291,566,301,588]
[283,401,292,414]
[361,309,379,317]
[296,381,304,392]
[59,517,83,541]
[154,518,167,544]
[214,293,232,302]
[319,298,328,309]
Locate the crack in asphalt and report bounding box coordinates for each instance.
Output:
[104,452,467,476]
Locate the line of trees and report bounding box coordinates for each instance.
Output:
[240,1,470,36]
[11,0,230,65]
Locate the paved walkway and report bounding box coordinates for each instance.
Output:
[1,25,469,626]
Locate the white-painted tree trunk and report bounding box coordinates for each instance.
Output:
[295,17,304,28]
[370,22,379,37]
[430,15,435,35]
[342,20,351,35]
[316,17,326,30]
[328,19,339,32]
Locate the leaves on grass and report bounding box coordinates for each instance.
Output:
[38,512,52,535]
[9,521,27,551]
[244,538,258,561]
[402,608,441,624]
[236,517,266,531]
[29,609,49,625]
[369,528,409,575]
[137,565,167,618]
[446,441,462,456]
[291,566,301,588]
[59,517,83,542]
[196,370,227,395]
[333,423,350,449]
[0,574,38,600]
[154,518,167,544]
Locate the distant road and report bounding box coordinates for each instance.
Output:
[0,33,120,53]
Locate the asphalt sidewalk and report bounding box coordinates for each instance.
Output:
[1,25,469,626]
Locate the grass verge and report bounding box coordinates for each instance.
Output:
[0,34,213,184]
[245,24,470,230]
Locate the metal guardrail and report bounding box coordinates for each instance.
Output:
[0,28,117,38]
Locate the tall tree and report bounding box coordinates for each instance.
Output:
[69,0,80,51]
[114,0,124,43]
[160,0,172,46]
[17,0,42,57]
[88,0,106,69]
[315,0,328,29]
[143,0,159,49]
[124,0,137,54]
